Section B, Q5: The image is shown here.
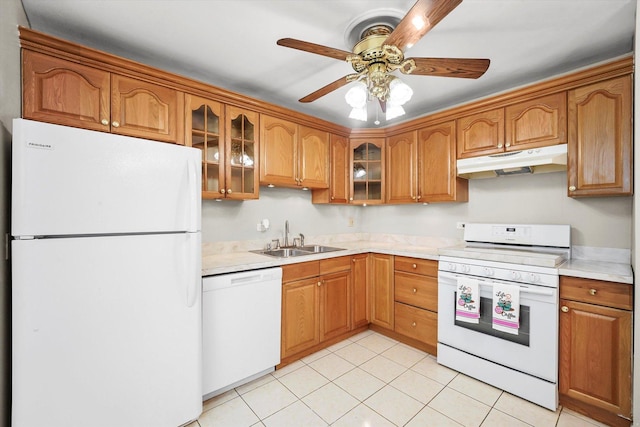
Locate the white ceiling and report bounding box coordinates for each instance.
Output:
[20,0,636,129]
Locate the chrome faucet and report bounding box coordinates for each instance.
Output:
[284,220,290,248]
[299,233,305,247]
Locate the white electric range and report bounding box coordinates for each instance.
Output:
[437,223,571,410]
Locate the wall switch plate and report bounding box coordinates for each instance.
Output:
[456,222,465,230]
[348,218,354,227]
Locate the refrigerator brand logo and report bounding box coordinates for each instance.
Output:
[27,141,53,150]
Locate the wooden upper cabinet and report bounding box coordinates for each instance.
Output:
[186,96,259,200]
[386,131,418,204]
[111,74,184,144]
[225,107,259,199]
[350,138,385,205]
[418,121,468,203]
[260,115,297,186]
[312,134,349,204]
[260,116,329,189]
[298,125,329,188]
[567,76,632,197]
[505,92,567,150]
[22,50,110,132]
[23,50,184,144]
[456,108,504,158]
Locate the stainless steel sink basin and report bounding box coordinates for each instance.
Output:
[251,245,345,258]
[298,245,345,253]
[254,248,311,258]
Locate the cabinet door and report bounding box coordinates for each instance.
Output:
[369,253,394,330]
[111,74,184,144]
[351,254,369,329]
[559,299,632,419]
[386,131,417,204]
[225,107,259,200]
[298,126,329,189]
[23,50,110,132]
[312,134,349,204]
[505,92,567,150]
[568,76,632,197]
[185,95,224,199]
[456,108,505,159]
[281,278,319,358]
[418,121,468,203]
[350,138,385,205]
[319,271,351,341]
[260,115,297,186]
[394,302,438,349]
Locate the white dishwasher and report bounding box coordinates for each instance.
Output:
[202,267,282,399]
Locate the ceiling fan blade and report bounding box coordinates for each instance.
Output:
[384,0,463,51]
[407,57,490,79]
[277,38,352,61]
[299,76,352,103]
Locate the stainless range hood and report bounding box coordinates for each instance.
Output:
[457,144,567,179]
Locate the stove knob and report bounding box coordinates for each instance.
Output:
[461,264,471,273]
[529,273,539,283]
[483,267,494,276]
[511,271,521,280]
[447,263,457,271]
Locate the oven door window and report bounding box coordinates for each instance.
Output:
[453,295,530,346]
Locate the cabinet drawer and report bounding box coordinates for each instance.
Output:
[395,257,438,276]
[282,261,320,283]
[394,271,437,311]
[320,256,351,275]
[560,276,632,310]
[394,302,437,347]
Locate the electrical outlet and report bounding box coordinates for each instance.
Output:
[456,222,465,230]
[348,218,354,227]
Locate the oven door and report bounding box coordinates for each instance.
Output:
[438,270,558,382]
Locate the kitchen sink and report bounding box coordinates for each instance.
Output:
[251,245,345,258]
[298,245,345,253]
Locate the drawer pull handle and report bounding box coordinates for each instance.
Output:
[112,121,120,128]
[412,263,417,269]
[569,186,576,191]
[561,306,569,313]
[411,322,417,327]
[589,288,597,296]
[317,281,322,287]
[101,119,109,126]
[412,288,417,294]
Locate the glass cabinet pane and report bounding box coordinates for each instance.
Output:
[351,141,383,203]
[191,105,205,131]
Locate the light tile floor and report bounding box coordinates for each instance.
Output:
[189,330,608,427]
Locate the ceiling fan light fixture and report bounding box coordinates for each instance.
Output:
[349,106,368,121]
[388,77,413,106]
[385,103,406,121]
[345,81,368,108]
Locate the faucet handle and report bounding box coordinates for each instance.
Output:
[299,233,305,246]
[292,237,301,247]
[271,239,280,249]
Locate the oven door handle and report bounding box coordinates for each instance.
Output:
[477,281,554,296]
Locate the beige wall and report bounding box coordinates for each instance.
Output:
[203,171,633,251]
[0,0,28,425]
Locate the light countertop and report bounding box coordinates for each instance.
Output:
[202,237,633,285]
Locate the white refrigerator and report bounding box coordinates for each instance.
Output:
[11,119,203,427]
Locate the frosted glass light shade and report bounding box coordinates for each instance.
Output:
[389,78,413,106]
[345,82,368,108]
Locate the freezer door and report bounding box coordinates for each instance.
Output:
[11,232,202,427]
[12,118,201,237]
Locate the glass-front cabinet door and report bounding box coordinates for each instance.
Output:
[185,95,259,200]
[185,94,224,199]
[349,138,385,205]
[225,106,259,200]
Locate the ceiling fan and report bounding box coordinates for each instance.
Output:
[277,0,490,113]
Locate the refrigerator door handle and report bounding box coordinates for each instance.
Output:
[184,235,198,308]
[187,159,199,232]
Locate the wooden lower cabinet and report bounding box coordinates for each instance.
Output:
[392,257,439,354]
[369,253,394,330]
[281,276,320,358]
[559,276,633,427]
[351,254,369,329]
[280,256,363,365]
